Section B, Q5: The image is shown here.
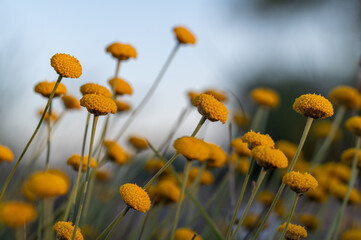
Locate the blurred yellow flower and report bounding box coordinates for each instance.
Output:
[345,116,361,136]
[27,170,69,198]
[231,138,251,157]
[173,136,210,162]
[103,140,128,165]
[173,26,196,45]
[34,80,67,98]
[66,154,97,172]
[250,87,280,108]
[128,135,148,151]
[204,89,227,102]
[80,83,112,98]
[174,228,202,240]
[0,202,37,228]
[62,95,81,110]
[108,78,133,95]
[207,143,227,168]
[0,145,14,162]
[329,85,361,110]
[106,42,137,60]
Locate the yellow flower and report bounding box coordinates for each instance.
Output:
[38,109,59,122]
[275,140,303,162]
[188,167,214,185]
[311,120,342,140]
[207,143,227,168]
[299,214,318,230]
[80,94,117,115]
[257,191,274,206]
[236,157,250,175]
[282,171,318,193]
[203,89,227,102]
[144,158,166,173]
[187,91,201,104]
[345,116,361,136]
[324,162,351,182]
[329,85,361,110]
[250,87,280,108]
[66,154,97,172]
[156,179,181,203]
[128,135,148,151]
[241,130,275,150]
[119,183,151,213]
[21,180,38,202]
[51,53,82,78]
[173,137,210,161]
[108,78,133,95]
[231,138,251,157]
[233,111,250,129]
[341,148,361,168]
[106,42,137,60]
[0,144,14,162]
[174,228,202,240]
[103,140,128,165]
[115,99,131,112]
[34,80,67,98]
[192,93,228,124]
[27,170,69,198]
[278,222,307,240]
[173,26,196,45]
[61,95,81,110]
[95,170,111,182]
[80,83,112,98]
[53,221,83,240]
[252,146,288,170]
[305,187,328,203]
[0,202,37,228]
[293,93,334,119]
[330,183,361,204]
[341,229,361,240]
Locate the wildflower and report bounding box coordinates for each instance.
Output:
[27,170,69,198]
[241,130,275,150]
[252,146,288,170]
[174,228,202,240]
[103,140,128,165]
[128,135,148,151]
[345,116,361,136]
[250,87,280,108]
[292,93,334,119]
[299,214,318,230]
[66,154,97,172]
[275,140,303,161]
[192,93,228,124]
[204,89,227,102]
[80,94,117,116]
[305,187,328,203]
[341,229,361,240]
[108,78,133,95]
[38,109,58,122]
[324,162,351,182]
[156,179,181,203]
[80,83,112,98]
[51,53,82,78]
[329,86,361,110]
[115,99,131,112]
[187,91,201,104]
[330,183,361,204]
[257,191,274,206]
[311,121,342,140]
[207,143,227,168]
[341,148,361,168]
[62,95,81,110]
[231,138,251,157]
[53,221,83,240]
[173,137,210,161]
[119,183,151,213]
[0,202,37,228]
[188,167,214,185]
[34,81,67,98]
[278,222,307,240]
[236,157,250,175]
[106,42,137,60]
[173,26,196,45]
[233,111,250,129]
[0,145,14,162]
[282,171,318,193]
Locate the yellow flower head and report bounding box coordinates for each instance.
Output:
[115,99,131,112]
[292,93,334,119]
[278,222,307,240]
[341,148,361,168]
[311,120,342,140]
[80,83,112,98]
[80,94,117,115]
[108,78,133,95]
[275,140,303,162]
[299,214,318,230]
[119,183,151,213]
[207,143,227,168]
[236,156,250,175]
[128,135,148,151]
[231,138,251,157]
[61,95,81,110]
[156,179,181,203]
[38,109,58,122]
[66,154,97,172]
[173,136,211,161]
[329,85,361,110]
[53,221,83,240]
[192,93,228,124]
[250,87,280,108]
[0,202,37,228]
[144,158,166,173]
[187,91,201,104]
[95,170,111,182]
[0,144,14,162]
[173,26,197,45]
[174,228,202,240]
[34,81,67,98]
[282,171,318,193]
[241,130,275,150]
[203,89,227,102]
[252,146,288,170]
[106,42,137,60]
[233,111,251,129]
[103,140,128,165]
[324,162,351,182]
[341,229,361,240]
[27,170,69,198]
[305,187,328,203]
[330,183,361,204]
[51,53,82,78]
[188,167,214,185]
[257,191,274,206]
[345,116,361,136]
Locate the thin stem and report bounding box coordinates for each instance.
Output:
[45,101,52,171]
[137,202,153,240]
[278,193,300,240]
[37,200,44,240]
[250,107,265,132]
[96,206,130,240]
[227,124,236,212]
[0,75,63,200]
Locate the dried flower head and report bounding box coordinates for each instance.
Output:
[341,148,361,168]
[241,130,275,150]
[173,136,210,161]
[283,171,318,193]
[61,95,81,110]
[257,191,274,206]
[329,86,361,110]
[108,78,133,95]
[27,170,69,198]
[275,140,303,162]
[292,93,334,119]
[236,156,250,175]
[103,140,128,165]
[250,87,280,108]
[51,53,82,78]
[34,81,67,98]
[203,89,227,102]
[106,42,137,60]
[53,221,83,240]
[66,154,97,172]
[0,144,14,162]
[119,183,151,213]
[252,146,288,170]
[173,26,197,45]
[330,183,361,204]
[345,116,361,136]
[80,83,112,98]
[188,167,214,185]
[192,93,228,124]
[207,143,227,168]
[278,222,307,240]
[80,94,117,115]
[0,202,37,228]
[128,135,148,151]
[174,228,202,240]
[299,214,318,230]
[231,138,251,157]
[115,99,131,112]
[156,179,181,203]
[341,229,361,240]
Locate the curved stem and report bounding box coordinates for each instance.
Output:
[278,193,300,240]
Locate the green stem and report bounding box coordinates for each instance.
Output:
[45,101,52,171]
[37,200,44,240]
[250,107,265,132]
[96,206,130,240]
[278,193,300,240]
[0,75,63,200]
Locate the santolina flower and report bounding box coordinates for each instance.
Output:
[231,138,251,157]
[278,222,307,240]
[187,91,201,104]
[345,116,361,136]
[0,201,37,228]
[108,78,133,95]
[106,42,137,60]
[252,146,288,170]
[53,221,83,240]
[66,154,97,172]
[174,228,202,240]
[204,89,227,102]
[128,135,148,151]
[115,99,131,112]
[0,145,14,162]
[299,214,318,230]
[192,93,228,124]
[119,183,151,213]
[27,170,69,198]
[51,53,82,78]
[341,229,361,240]
[62,95,81,110]
[250,87,280,108]
[282,171,318,193]
[328,85,361,110]
[95,170,111,182]
[173,26,196,45]
[241,130,275,150]
[34,81,67,98]
[144,158,166,173]
[156,179,181,203]
[80,83,112,98]
[341,148,361,168]
[80,94,117,116]
[305,187,328,203]
[173,136,210,161]
[103,140,128,165]
[207,143,227,168]
[292,93,334,119]
[324,162,351,182]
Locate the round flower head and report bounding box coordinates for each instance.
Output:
[66,154,97,172]
[108,78,133,96]
[292,93,334,119]
[345,116,361,136]
[250,87,280,108]
[80,94,117,115]
[188,167,214,185]
[192,93,228,124]
[103,140,128,165]
[231,138,251,157]
[278,222,307,240]
[80,83,112,98]
[51,53,82,78]
[61,95,81,110]
[0,202,37,228]
[38,109,58,122]
[203,89,227,102]
[173,26,196,45]
[341,148,361,168]
[53,221,83,240]
[187,91,201,104]
[128,135,148,151]
[119,183,151,213]
[241,130,275,150]
[329,85,361,110]
[115,99,131,112]
[106,42,137,60]
[330,183,361,204]
[27,170,69,198]
[207,143,227,168]
[275,140,303,162]
[0,144,14,162]
[174,228,202,240]
[282,171,318,193]
[299,214,318,230]
[34,81,67,98]
[233,111,251,129]
[156,179,181,203]
[257,191,274,206]
[311,120,342,140]
[341,229,361,240]
[252,146,288,170]
[305,187,328,203]
[173,136,210,161]
[237,157,250,175]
